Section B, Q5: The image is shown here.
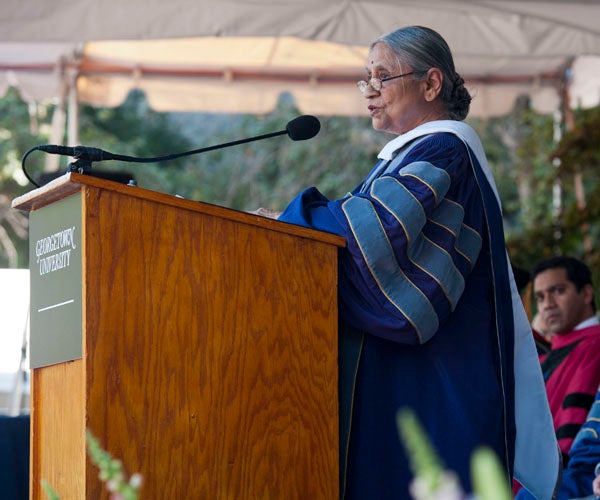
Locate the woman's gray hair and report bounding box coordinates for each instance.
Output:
[372,26,471,120]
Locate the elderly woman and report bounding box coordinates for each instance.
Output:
[274,26,560,499]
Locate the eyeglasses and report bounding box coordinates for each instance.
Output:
[356,71,417,94]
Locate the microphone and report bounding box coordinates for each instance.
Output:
[36,145,116,162]
[286,115,320,141]
[22,115,321,187]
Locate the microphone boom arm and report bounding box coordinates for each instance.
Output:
[22,115,319,188]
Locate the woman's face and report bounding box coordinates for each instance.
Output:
[363,42,445,135]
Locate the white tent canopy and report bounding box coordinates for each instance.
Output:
[0,0,599,118]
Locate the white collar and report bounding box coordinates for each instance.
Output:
[575,315,600,330]
[376,120,501,207]
[378,120,479,160]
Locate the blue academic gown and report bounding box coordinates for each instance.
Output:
[517,387,600,500]
[278,121,560,500]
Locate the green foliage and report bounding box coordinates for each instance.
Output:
[470,447,513,500]
[63,91,379,212]
[468,101,600,294]
[468,97,556,235]
[553,106,600,174]
[41,430,142,500]
[0,87,49,268]
[396,408,446,494]
[506,105,600,289]
[86,430,142,500]
[158,94,380,211]
[397,408,512,500]
[76,89,200,197]
[41,479,60,500]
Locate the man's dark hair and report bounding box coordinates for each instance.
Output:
[532,256,596,311]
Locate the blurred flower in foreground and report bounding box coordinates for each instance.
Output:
[86,430,143,500]
[397,408,511,500]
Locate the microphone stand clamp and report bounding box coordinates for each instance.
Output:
[67,158,93,175]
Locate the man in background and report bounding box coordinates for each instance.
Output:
[532,256,600,464]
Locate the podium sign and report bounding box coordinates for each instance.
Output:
[29,192,82,368]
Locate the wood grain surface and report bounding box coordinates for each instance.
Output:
[25,176,343,499]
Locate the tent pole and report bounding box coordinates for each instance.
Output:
[554,58,591,253]
[43,65,67,174]
[562,61,592,253]
[67,71,79,146]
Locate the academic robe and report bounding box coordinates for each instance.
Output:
[558,387,600,499]
[541,324,600,462]
[277,120,560,499]
[517,384,600,500]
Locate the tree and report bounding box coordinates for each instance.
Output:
[0,87,50,268]
[468,97,556,237]
[503,106,600,279]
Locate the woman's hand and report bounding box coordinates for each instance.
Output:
[248,207,282,219]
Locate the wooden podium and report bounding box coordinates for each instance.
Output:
[13,173,344,499]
